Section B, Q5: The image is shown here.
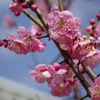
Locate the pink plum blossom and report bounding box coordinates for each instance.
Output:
[47,62,77,96]
[50,77,79,96]
[91,77,100,100]
[3,14,16,28]
[82,50,100,67]
[9,2,23,16]
[57,62,73,79]
[7,34,27,54]
[6,26,46,54]
[30,64,55,83]
[72,40,95,60]
[17,26,46,52]
[47,4,80,40]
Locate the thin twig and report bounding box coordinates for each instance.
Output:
[58,0,63,11]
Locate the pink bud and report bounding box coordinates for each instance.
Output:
[4,43,8,48]
[31,4,38,11]
[0,40,4,46]
[90,19,95,25]
[36,29,42,36]
[21,2,29,9]
[17,0,22,3]
[14,12,20,16]
[96,13,100,19]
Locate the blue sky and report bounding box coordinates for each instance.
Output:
[0,0,100,100]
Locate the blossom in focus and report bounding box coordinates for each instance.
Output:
[47,4,80,40]
[30,64,55,83]
[91,77,100,100]
[6,26,46,54]
[7,34,27,54]
[54,62,73,80]
[49,62,78,96]
[82,50,100,67]
[30,62,77,96]
[17,26,46,52]
[72,40,95,60]
[50,77,79,96]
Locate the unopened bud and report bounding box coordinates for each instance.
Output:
[14,12,20,16]
[31,4,37,11]
[21,2,29,9]
[0,40,4,46]
[96,13,100,19]
[90,19,95,25]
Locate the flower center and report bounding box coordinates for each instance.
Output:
[58,19,66,28]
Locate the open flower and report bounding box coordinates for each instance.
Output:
[17,26,46,52]
[47,4,80,40]
[50,77,79,96]
[30,64,55,83]
[7,34,27,54]
[91,77,100,100]
[6,26,46,54]
[82,50,100,67]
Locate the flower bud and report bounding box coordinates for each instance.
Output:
[31,4,37,11]
[0,40,4,46]
[96,13,100,19]
[90,19,95,25]
[21,2,29,9]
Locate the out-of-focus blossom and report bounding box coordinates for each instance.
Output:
[91,77,100,100]
[3,14,16,28]
[36,0,50,18]
[9,2,23,16]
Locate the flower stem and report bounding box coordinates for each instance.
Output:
[37,35,49,39]
[23,9,44,30]
[81,63,97,81]
[74,86,82,100]
[80,95,88,100]
[58,0,63,11]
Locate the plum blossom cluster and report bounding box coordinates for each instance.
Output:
[0,26,46,54]
[1,0,100,100]
[9,0,37,16]
[47,5,100,68]
[30,62,79,96]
